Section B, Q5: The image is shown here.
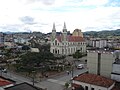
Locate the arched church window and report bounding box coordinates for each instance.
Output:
[55,40,57,45]
[53,49,54,53]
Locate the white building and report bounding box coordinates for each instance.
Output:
[91,39,107,48]
[50,23,86,55]
[87,50,115,78]
[111,50,120,82]
[72,73,115,90]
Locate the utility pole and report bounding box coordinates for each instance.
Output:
[32,71,35,86]
[71,63,74,78]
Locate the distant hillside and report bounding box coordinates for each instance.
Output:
[83,29,120,38]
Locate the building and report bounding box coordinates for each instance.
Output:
[0,76,15,89]
[30,48,39,52]
[87,50,115,78]
[87,38,107,48]
[72,73,115,90]
[111,50,120,82]
[50,23,86,55]
[4,82,44,90]
[72,29,83,37]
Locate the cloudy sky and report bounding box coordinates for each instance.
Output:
[0,0,120,33]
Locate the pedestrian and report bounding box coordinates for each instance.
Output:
[66,71,69,75]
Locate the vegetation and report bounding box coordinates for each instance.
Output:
[64,82,69,90]
[83,29,120,38]
[14,51,66,76]
[73,50,83,60]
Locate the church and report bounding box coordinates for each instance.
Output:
[50,22,86,55]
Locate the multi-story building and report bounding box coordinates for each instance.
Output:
[87,38,107,48]
[72,29,83,37]
[50,23,86,55]
[87,50,115,78]
[107,39,120,49]
[111,50,120,82]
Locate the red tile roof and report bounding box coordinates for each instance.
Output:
[56,36,62,42]
[68,36,85,42]
[56,36,85,42]
[0,78,12,86]
[73,73,115,88]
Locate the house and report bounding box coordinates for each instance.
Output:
[50,22,86,55]
[31,48,39,52]
[72,73,115,90]
[4,82,44,90]
[0,76,15,89]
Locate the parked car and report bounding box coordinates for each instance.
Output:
[77,64,84,69]
[2,68,7,73]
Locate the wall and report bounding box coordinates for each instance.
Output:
[111,64,120,82]
[87,51,115,78]
[73,80,108,90]
[100,53,114,78]
[50,39,86,55]
[112,63,120,73]
[87,52,98,74]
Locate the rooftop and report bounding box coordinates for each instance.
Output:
[56,36,85,42]
[0,76,14,87]
[111,82,120,90]
[5,82,43,90]
[73,73,115,88]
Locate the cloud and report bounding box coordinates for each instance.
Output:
[20,0,55,5]
[0,0,120,33]
[19,16,36,25]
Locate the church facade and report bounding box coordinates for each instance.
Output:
[50,23,86,55]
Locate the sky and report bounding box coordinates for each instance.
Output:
[0,0,120,33]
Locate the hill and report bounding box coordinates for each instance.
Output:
[83,29,120,38]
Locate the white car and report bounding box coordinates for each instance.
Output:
[2,68,7,73]
[77,64,84,69]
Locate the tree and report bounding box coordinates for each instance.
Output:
[73,50,83,60]
[64,82,69,90]
[22,45,30,51]
[17,51,56,75]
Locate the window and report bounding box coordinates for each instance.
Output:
[55,40,57,45]
[85,86,88,90]
[53,49,54,53]
[55,49,57,54]
[91,88,94,90]
[62,49,64,54]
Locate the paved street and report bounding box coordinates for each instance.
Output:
[1,67,88,90]
[1,57,88,90]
